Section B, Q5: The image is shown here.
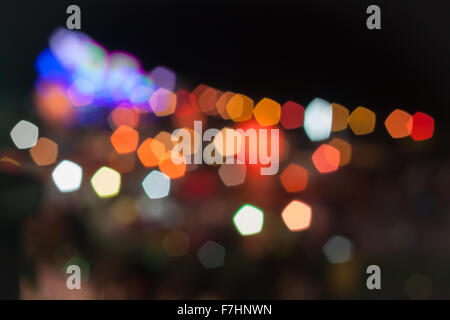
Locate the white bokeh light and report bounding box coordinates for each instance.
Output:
[51,160,83,193]
[304,98,332,142]
[10,120,39,149]
[142,170,171,199]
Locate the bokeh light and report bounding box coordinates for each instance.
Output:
[312,144,340,174]
[331,102,349,132]
[158,150,187,179]
[303,98,332,141]
[149,88,177,116]
[384,109,412,138]
[253,98,281,126]
[10,120,39,149]
[407,112,434,141]
[218,163,247,187]
[323,235,353,264]
[280,101,304,130]
[162,230,190,257]
[197,241,226,269]
[142,170,171,199]
[67,79,95,107]
[328,138,352,166]
[233,204,264,236]
[226,93,254,122]
[281,200,312,232]
[110,125,139,154]
[348,106,376,135]
[149,66,176,91]
[279,164,308,193]
[137,138,166,167]
[30,137,58,166]
[90,166,121,198]
[215,91,234,120]
[52,160,83,193]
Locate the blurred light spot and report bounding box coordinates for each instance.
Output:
[108,151,136,174]
[67,79,95,107]
[348,106,376,135]
[10,120,39,149]
[110,125,139,154]
[312,144,340,174]
[137,138,166,167]
[218,163,246,186]
[130,85,154,105]
[405,273,432,300]
[213,127,243,157]
[109,106,140,129]
[328,138,352,166]
[158,150,187,179]
[384,109,412,139]
[280,164,308,193]
[197,241,225,269]
[142,170,170,199]
[216,91,234,119]
[149,88,177,116]
[30,137,58,166]
[253,98,281,126]
[233,204,264,236]
[149,66,176,91]
[323,235,353,264]
[52,160,83,193]
[304,98,332,141]
[281,200,312,232]
[34,82,74,125]
[173,89,207,130]
[154,131,176,151]
[90,166,121,198]
[331,102,349,132]
[226,93,254,122]
[280,101,304,130]
[162,230,189,257]
[407,112,434,141]
[198,86,221,116]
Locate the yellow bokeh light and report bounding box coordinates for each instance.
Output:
[331,102,349,132]
[90,166,121,198]
[225,94,254,122]
[348,106,376,135]
[253,98,281,126]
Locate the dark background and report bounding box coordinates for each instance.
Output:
[0,0,449,299]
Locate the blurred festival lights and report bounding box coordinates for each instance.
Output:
[233,204,264,236]
[10,120,39,149]
[303,98,332,141]
[142,170,171,199]
[3,27,438,277]
[52,160,83,193]
[90,166,121,198]
[281,200,312,232]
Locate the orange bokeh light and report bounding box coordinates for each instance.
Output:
[159,150,187,179]
[280,164,308,193]
[281,200,312,232]
[29,137,58,166]
[137,138,166,167]
[312,144,340,174]
[384,109,411,139]
[110,125,139,154]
